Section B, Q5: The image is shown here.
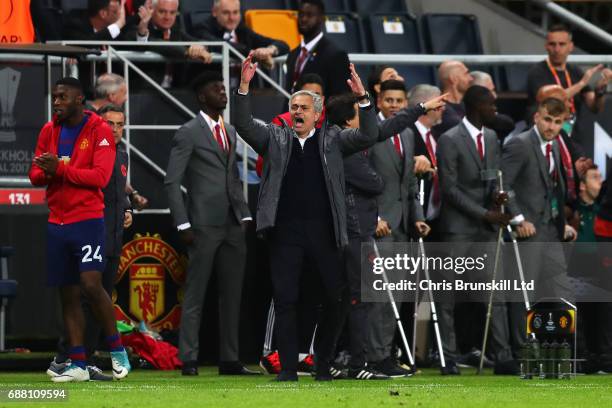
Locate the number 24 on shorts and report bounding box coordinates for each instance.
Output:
[81,245,102,263]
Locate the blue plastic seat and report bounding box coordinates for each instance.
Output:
[323,14,365,53]
[368,14,434,87]
[353,0,406,15]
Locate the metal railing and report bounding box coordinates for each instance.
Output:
[47,41,291,212]
[529,0,612,48]
[2,47,612,208]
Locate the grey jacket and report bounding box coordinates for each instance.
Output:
[437,122,500,235]
[164,114,250,228]
[233,93,380,247]
[371,108,426,234]
[370,106,425,233]
[501,128,566,238]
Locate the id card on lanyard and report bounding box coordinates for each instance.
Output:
[551,196,560,219]
[546,58,576,115]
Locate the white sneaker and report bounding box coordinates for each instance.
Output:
[51,364,90,382]
[111,350,131,379]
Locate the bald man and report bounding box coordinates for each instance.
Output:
[432,60,473,138]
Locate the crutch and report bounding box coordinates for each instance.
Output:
[410,179,424,360]
[414,178,447,369]
[371,239,416,368]
[478,169,505,374]
[505,224,531,311]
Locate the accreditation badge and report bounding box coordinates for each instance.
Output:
[551,196,559,219]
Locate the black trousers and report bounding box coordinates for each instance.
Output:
[345,236,373,368]
[57,255,118,362]
[269,220,348,373]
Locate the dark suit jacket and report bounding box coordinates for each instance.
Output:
[191,16,289,57]
[410,122,436,219]
[284,35,350,97]
[103,145,130,257]
[437,122,500,236]
[164,114,250,228]
[131,22,200,87]
[344,150,384,239]
[370,110,427,235]
[502,128,566,239]
[63,10,131,41]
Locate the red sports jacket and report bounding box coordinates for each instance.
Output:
[29,112,116,225]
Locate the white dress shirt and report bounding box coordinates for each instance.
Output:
[462,116,485,158]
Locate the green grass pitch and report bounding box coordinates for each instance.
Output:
[2,367,612,408]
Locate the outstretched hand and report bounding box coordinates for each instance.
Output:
[423,93,449,112]
[240,51,258,92]
[346,63,366,96]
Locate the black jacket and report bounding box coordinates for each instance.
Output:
[63,10,132,41]
[284,35,350,97]
[191,16,289,57]
[234,93,382,247]
[344,151,384,239]
[103,144,130,257]
[131,22,200,87]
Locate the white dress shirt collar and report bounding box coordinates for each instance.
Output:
[301,31,324,53]
[462,116,485,155]
[200,110,228,150]
[295,127,316,148]
[414,120,435,148]
[533,125,555,172]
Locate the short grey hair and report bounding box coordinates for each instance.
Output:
[94,73,125,99]
[408,84,440,107]
[470,71,492,86]
[289,90,323,113]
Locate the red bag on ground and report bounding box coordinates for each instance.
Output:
[121,332,183,370]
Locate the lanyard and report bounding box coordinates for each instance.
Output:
[546,58,576,114]
[218,119,230,150]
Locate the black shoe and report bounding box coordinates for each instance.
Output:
[275,370,298,381]
[219,361,262,375]
[87,366,113,381]
[329,363,347,379]
[348,366,390,380]
[296,354,314,375]
[181,360,199,376]
[494,359,519,375]
[440,360,460,375]
[457,348,494,368]
[312,361,333,381]
[375,358,413,378]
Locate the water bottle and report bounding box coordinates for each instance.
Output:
[557,339,572,379]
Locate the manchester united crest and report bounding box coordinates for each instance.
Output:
[114,233,187,331]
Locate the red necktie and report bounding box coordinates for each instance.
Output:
[214,124,227,152]
[476,133,484,161]
[293,47,309,84]
[425,131,436,167]
[545,142,553,174]
[556,135,576,201]
[393,134,403,158]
